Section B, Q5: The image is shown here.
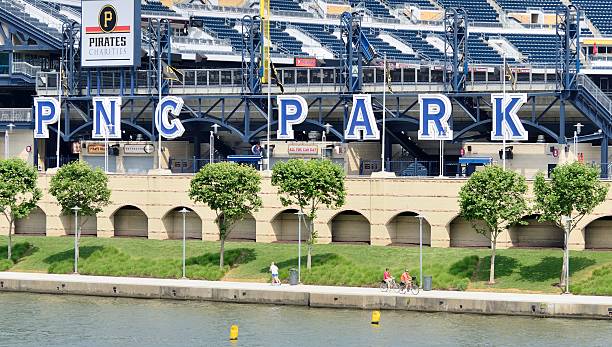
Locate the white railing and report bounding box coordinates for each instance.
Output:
[12,61,41,78]
[0,108,32,122]
[576,74,612,115]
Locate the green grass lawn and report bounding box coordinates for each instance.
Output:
[2,236,612,295]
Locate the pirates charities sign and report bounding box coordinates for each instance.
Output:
[81,0,141,67]
[33,94,529,141]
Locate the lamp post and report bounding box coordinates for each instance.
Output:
[562,215,572,294]
[209,124,220,164]
[295,210,305,284]
[574,123,583,159]
[439,124,448,177]
[417,214,424,288]
[104,124,110,174]
[4,123,14,159]
[179,208,189,279]
[322,123,332,159]
[71,206,81,274]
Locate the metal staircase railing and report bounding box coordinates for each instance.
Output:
[576,74,612,116]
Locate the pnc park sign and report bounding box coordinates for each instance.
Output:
[33,94,529,142]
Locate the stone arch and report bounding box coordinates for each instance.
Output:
[330,210,371,244]
[449,215,490,248]
[112,205,148,238]
[15,206,46,236]
[162,207,203,240]
[225,213,256,241]
[271,209,306,242]
[509,215,564,248]
[584,216,612,250]
[386,211,431,246]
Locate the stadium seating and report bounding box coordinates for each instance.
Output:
[504,34,559,64]
[142,0,176,14]
[572,0,612,35]
[496,0,562,12]
[348,0,394,19]
[387,0,438,10]
[391,30,445,61]
[437,0,498,22]
[271,22,305,56]
[468,35,504,65]
[195,17,243,52]
[296,23,344,56]
[365,29,416,61]
[270,0,306,13]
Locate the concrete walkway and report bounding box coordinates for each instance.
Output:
[1,272,611,319]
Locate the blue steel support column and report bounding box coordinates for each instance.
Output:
[559,99,566,144]
[601,134,608,178]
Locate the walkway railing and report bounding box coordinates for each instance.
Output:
[35,64,558,95]
[360,159,460,177]
[0,108,32,122]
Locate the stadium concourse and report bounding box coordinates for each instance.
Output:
[1,0,612,248]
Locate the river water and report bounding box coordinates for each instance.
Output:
[0,292,610,347]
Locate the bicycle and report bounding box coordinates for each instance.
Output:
[399,277,420,295]
[379,278,400,292]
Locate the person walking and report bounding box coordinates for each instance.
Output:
[269,262,280,285]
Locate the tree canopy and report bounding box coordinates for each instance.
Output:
[49,161,111,218]
[189,162,262,268]
[272,159,346,269]
[0,159,42,259]
[459,165,528,283]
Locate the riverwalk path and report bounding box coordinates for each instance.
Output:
[1,272,611,319]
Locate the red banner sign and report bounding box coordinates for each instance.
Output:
[295,57,317,67]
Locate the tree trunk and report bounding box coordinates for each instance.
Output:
[219,238,225,269]
[560,230,569,291]
[306,219,314,270]
[7,219,13,260]
[489,238,496,284]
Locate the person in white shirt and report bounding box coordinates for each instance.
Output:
[269,262,280,285]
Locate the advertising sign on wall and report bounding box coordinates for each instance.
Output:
[81,0,141,67]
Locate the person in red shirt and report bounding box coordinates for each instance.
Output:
[400,269,412,289]
[383,268,393,289]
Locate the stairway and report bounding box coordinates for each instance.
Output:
[571,74,612,139]
[0,0,63,49]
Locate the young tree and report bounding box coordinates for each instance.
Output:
[0,159,42,260]
[189,162,262,268]
[49,161,111,236]
[272,159,346,270]
[534,162,608,290]
[459,165,528,284]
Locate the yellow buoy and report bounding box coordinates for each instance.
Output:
[229,325,239,341]
[371,310,381,325]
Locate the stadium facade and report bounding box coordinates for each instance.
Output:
[2,0,612,248]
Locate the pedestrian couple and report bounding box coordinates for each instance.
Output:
[269,262,280,285]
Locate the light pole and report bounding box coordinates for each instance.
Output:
[295,210,305,284]
[72,206,81,274]
[381,53,388,172]
[210,124,219,164]
[574,123,583,159]
[439,125,448,177]
[104,124,110,174]
[322,123,332,159]
[417,214,424,288]
[562,215,572,294]
[4,123,14,159]
[179,208,189,279]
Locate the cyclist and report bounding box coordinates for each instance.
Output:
[383,268,393,289]
[400,269,412,290]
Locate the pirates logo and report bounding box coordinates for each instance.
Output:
[99,5,117,33]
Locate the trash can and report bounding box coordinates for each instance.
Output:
[423,276,432,291]
[289,268,299,285]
